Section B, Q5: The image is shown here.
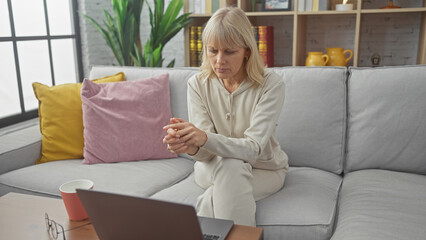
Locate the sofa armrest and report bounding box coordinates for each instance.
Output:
[0,121,41,175]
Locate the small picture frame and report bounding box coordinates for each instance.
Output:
[263,0,291,11]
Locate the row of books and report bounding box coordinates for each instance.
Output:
[188,0,220,14]
[189,26,274,68]
[298,0,330,11]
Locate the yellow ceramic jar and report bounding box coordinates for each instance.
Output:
[326,47,353,66]
[305,52,329,66]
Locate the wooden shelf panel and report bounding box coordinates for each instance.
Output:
[246,11,295,16]
[189,8,426,17]
[361,7,426,14]
[184,0,426,66]
[297,10,357,15]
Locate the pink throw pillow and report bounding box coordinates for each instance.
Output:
[81,74,177,164]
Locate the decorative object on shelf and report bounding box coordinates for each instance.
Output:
[83,0,144,66]
[326,47,353,66]
[263,0,291,11]
[371,53,381,67]
[380,0,401,9]
[336,0,353,11]
[305,52,329,66]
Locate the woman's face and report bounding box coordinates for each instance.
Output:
[207,42,249,83]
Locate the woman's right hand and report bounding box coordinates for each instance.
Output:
[163,118,206,155]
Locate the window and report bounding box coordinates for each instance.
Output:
[0,0,83,128]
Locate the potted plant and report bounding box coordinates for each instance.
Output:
[132,0,192,67]
[83,0,143,66]
[83,0,192,67]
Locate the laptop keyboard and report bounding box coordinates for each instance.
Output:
[203,233,221,240]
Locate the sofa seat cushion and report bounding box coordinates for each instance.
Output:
[151,172,203,206]
[152,167,342,240]
[0,158,194,198]
[257,167,342,240]
[332,169,426,240]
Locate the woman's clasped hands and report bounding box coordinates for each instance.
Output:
[163,118,207,156]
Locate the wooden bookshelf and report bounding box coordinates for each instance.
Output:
[184,0,426,67]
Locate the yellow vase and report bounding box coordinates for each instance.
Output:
[326,47,353,66]
[305,52,329,66]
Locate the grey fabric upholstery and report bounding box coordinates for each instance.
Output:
[256,167,342,240]
[153,167,342,240]
[273,67,347,174]
[346,65,426,174]
[89,66,198,121]
[0,158,194,198]
[151,172,203,206]
[332,169,426,240]
[0,124,41,175]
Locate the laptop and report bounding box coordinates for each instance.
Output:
[76,189,234,240]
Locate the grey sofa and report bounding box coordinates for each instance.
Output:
[1,65,425,240]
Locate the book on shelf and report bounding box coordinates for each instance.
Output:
[188,0,218,14]
[190,25,273,67]
[305,0,313,11]
[189,26,204,67]
[197,26,203,66]
[298,0,306,11]
[318,0,330,10]
[312,0,319,11]
[190,26,198,67]
[301,0,329,11]
[252,26,259,48]
[258,26,274,67]
[212,0,219,13]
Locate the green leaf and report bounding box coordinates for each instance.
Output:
[167,59,175,68]
[131,43,145,66]
[159,0,182,33]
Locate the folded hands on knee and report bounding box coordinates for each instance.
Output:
[163,118,207,156]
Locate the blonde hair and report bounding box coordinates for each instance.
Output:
[199,7,265,85]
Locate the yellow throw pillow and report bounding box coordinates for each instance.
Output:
[33,72,125,164]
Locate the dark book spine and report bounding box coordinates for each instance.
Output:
[252,26,259,50]
[258,26,274,67]
[197,26,204,67]
[190,26,198,67]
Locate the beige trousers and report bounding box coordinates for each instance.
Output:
[194,157,287,226]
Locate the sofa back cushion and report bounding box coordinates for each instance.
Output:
[346,65,426,174]
[32,72,125,164]
[273,67,347,174]
[89,66,198,121]
[81,74,177,164]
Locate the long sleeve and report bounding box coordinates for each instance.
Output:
[187,76,217,162]
[187,70,287,168]
[202,77,285,165]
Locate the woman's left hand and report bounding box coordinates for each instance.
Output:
[163,118,207,155]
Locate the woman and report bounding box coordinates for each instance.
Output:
[163,7,288,226]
